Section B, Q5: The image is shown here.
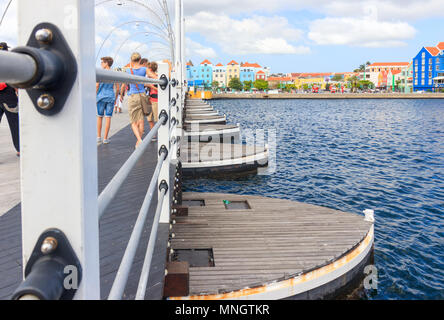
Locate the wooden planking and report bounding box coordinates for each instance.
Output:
[170,192,372,296]
[184,124,239,132]
[0,123,170,300]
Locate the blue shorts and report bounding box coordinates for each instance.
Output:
[97,100,114,118]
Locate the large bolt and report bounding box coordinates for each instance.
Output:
[35,28,53,44]
[41,237,58,254]
[37,94,55,110]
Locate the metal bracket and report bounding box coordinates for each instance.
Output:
[12,23,77,116]
[159,180,169,193]
[11,229,82,300]
[159,145,169,158]
[160,110,169,125]
[159,74,168,90]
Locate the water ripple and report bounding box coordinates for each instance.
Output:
[184,99,444,300]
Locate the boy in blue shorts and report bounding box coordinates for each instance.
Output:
[97,57,118,144]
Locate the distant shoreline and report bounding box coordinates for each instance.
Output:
[209,93,444,99]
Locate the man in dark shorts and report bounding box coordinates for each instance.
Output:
[0,42,20,156]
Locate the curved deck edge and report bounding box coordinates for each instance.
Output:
[167,225,374,300]
[182,150,269,169]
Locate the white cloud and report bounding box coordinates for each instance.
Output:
[184,0,315,16]
[186,38,218,60]
[322,0,444,22]
[308,15,416,47]
[184,0,444,22]
[186,12,309,55]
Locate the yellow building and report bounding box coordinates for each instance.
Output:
[226,60,240,82]
[293,73,335,90]
[294,77,326,89]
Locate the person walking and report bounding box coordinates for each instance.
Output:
[120,52,152,149]
[114,68,124,114]
[146,62,159,135]
[0,42,20,157]
[97,57,118,144]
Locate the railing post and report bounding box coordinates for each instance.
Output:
[158,62,171,223]
[17,0,100,299]
[170,71,179,162]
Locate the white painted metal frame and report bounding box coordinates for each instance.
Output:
[158,62,171,224]
[7,0,185,301]
[18,0,100,299]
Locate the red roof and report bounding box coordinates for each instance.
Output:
[391,70,401,75]
[267,77,292,82]
[436,42,444,50]
[368,62,410,67]
[215,63,223,66]
[425,47,440,56]
[299,72,333,78]
[227,60,239,65]
[256,71,265,74]
[241,62,262,68]
[200,59,212,65]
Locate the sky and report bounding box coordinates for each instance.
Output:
[1,0,443,73]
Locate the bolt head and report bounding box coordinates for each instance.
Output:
[41,237,58,254]
[37,94,55,110]
[35,28,53,44]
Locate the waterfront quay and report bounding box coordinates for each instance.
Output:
[211,93,444,99]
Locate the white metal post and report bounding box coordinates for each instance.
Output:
[158,62,171,224]
[170,71,178,161]
[174,0,184,128]
[18,0,100,299]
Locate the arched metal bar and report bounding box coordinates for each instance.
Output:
[95,0,168,30]
[95,20,170,61]
[0,0,13,27]
[113,30,171,62]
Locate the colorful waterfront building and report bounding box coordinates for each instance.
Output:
[187,60,204,87]
[293,73,333,90]
[213,63,227,88]
[256,70,266,81]
[226,60,240,83]
[366,62,410,89]
[400,62,414,93]
[433,49,444,89]
[387,69,402,91]
[199,59,213,86]
[240,63,256,84]
[413,42,444,91]
[267,76,293,89]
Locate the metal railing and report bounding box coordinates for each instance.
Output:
[0,0,186,300]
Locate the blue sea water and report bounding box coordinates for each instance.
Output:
[183,98,444,300]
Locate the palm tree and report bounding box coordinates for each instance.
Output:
[348,76,359,93]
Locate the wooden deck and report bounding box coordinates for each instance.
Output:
[0,123,170,300]
[168,192,373,298]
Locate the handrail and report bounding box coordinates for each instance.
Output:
[135,186,167,300]
[8,0,185,300]
[96,68,167,86]
[98,114,166,219]
[108,150,168,300]
[0,51,38,84]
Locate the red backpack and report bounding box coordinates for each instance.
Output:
[0,83,7,91]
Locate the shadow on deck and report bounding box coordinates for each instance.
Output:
[0,124,169,300]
